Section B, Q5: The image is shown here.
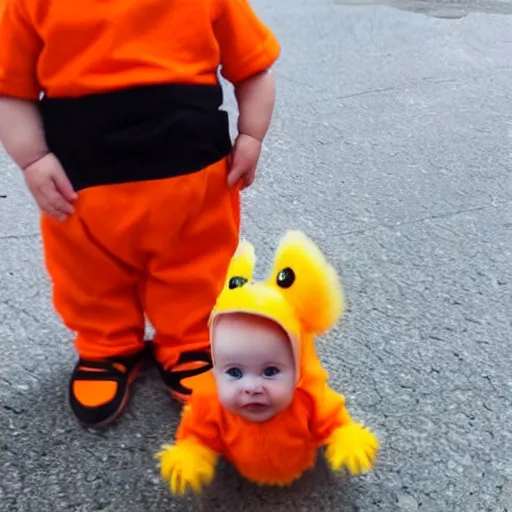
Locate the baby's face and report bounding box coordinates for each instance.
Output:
[212,314,296,422]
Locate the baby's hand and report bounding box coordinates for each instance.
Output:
[23,153,77,222]
[325,423,379,475]
[227,133,262,189]
[156,440,218,495]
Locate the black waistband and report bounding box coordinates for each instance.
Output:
[39,83,233,191]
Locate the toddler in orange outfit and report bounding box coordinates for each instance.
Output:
[0,0,280,428]
[157,231,379,493]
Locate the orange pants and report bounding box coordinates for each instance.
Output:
[40,157,240,369]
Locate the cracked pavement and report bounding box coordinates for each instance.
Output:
[1,0,511,510]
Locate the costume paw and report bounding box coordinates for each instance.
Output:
[325,423,379,475]
[155,440,218,495]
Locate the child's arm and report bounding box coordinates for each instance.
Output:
[236,69,275,143]
[227,70,275,189]
[0,96,48,169]
[156,397,223,495]
[211,0,280,189]
[0,96,77,221]
[0,0,76,221]
[308,384,379,475]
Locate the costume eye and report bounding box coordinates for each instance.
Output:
[229,276,248,289]
[276,267,295,288]
[263,366,280,377]
[227,367,243,379]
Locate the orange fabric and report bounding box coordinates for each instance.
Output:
[0,0,280,100]
[40,158,240,364]
[175,363,351,485]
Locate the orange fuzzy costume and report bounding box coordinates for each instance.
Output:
[0,0,280,421]
[157,231,379,493]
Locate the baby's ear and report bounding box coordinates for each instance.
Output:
[270,231,344,334]
[223,239,256,290]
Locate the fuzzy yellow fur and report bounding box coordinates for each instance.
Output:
[271,231,345,335]
[155,439,218,495]
[211,231,344,337]
[325,423,379,474]
[224,239,256,283]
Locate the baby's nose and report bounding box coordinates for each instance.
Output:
[243,378,263,394]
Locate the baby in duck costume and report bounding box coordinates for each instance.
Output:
[156,231,379,494]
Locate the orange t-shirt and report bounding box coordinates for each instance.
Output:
[0,0,280,100]
[175,371,351,485]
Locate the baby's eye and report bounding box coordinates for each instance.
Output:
[227,367,243,379]
[263,366,280,377]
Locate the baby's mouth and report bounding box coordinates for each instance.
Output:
[243,403,268,412]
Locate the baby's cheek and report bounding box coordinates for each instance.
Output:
[217,381,238,410]
[272,382,294,409]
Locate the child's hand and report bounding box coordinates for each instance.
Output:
[23,153,78,222]
[325,423,379,475]
[156,439,218,495]
[227,133,262,189]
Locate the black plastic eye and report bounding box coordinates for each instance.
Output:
[276,267,295,288]
[229,276,248,289]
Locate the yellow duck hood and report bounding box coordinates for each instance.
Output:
[209,231,345,381]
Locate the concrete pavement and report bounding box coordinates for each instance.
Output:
[1,0,511,510]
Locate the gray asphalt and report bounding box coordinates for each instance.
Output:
[1,0,511,510]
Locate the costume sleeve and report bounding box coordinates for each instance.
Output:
[212,0,280,84]
[307,383,354,442]
[175,395,225,454]
[0,0,42,99]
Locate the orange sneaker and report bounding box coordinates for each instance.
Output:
[155,350,213,403]
[69,348,148,428]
